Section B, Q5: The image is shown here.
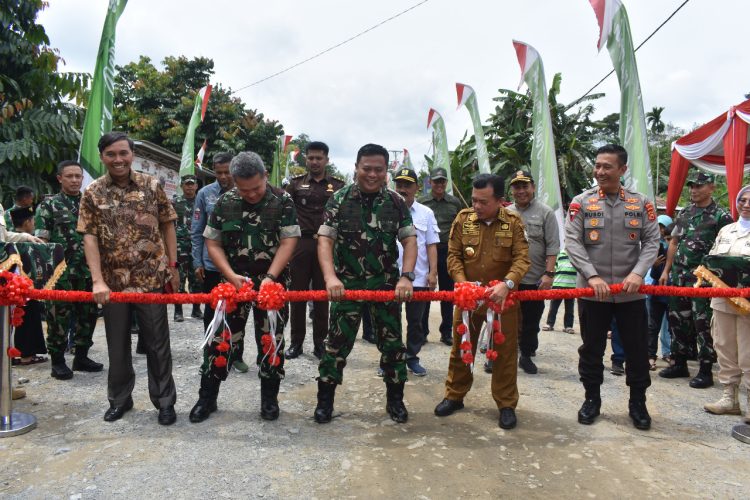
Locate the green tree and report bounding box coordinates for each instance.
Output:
[113,55,284,168]
[0,0,89,205]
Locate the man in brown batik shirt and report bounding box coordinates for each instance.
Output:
[78,131,180,426]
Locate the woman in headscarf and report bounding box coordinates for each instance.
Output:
[703,185,750,423]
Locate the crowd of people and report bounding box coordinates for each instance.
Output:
[2,132,748,432]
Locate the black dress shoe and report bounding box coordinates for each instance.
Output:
[103,399,133,422]
[499,407,517,429]
[189,398,217,423]
[284,344,303,359]
[434,398,464,417]
[440,336,453,347]
[658,363,689,378]
[577,398,601,425]
[72,355,104,372]
[158,406,177,426]
[628,400,651,430]
[51,361,74,380]
[313,345,324,360]
[519,356,538,374]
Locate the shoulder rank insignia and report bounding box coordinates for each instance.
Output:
[645,202,656,221]
[568,202,581,221]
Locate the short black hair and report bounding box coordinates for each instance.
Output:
[596,144,628,166]
[15,185,34,201]
[212,152,233,166]
[356,143,389,165]
[305,141,329,155]
[9,206,34,227]
[57,160,83,175]
[98,132,134,154]
[472,174,505,199]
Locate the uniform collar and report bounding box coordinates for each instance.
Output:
[104,168,136,187]
[350,183,386,200]
[597,186,625,200]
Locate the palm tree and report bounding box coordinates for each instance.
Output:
[646,106,666,195]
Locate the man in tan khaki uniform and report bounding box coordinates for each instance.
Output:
[434,174,530,429]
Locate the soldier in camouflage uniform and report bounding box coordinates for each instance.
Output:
[35,160,103,380]
[188,152,300,423]
[659,171,733,388]
[313,143,418,425]
[172,175,202,322]
[4,185,35,231]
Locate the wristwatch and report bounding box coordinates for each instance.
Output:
[401,271,416,282]
[544,271,555,278]
[260,272,276,281]
[503,279,515,290]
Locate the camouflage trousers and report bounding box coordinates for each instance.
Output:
[177,255,201,294]
[200,301,288,381]
[318,300,407,385]
[668,295,716,362]
[45,277,97,356]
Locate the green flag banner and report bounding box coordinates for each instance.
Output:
[270,135,292,187]
[456,83,491,174]
[78,0,128,182]
[179,85,212,178]
[513,40,565,249]
[427,108,454,195]
[588,0,654,199]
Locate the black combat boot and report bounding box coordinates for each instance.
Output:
[385,381,409,423]
[689,361,714,389]
[191,304,203,319]
[50,353,73,380]
[173,304,184,322]
[658,355,690,378]
[72,348,104,372]
[189,376,220,423]
[260,378,281,421]
[314,380,337,423]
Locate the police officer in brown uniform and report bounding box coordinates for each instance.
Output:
[434,174,530,429]
[285,141,345,359]
[565,144,660,430]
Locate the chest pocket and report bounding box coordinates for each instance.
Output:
[339,198,362,233]
[492,232,513,261]
[377,204,399,233]
[624,213,643,244]
[464,235,481,261]
[525,222,543,241]
[53,209,74,226]
[261,199,281,233]
[221,220,243,247]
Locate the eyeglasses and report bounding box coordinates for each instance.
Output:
[738,198,750,205]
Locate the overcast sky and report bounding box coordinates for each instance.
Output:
[39,0,749,175]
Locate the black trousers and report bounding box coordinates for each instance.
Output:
[102,300,176,409]
[577,299,650,399]
[289,237,328,350]
[518,283,546,357]
[203,270,244,360]
[421,243,454,339]
[405,287,428,362]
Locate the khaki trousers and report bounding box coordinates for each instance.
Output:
[444,304,519,409]
[712,308,750,390]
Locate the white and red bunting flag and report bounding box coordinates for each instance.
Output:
[402,148,414,170]
[179,84,212,178]
[282,135,293,153]
[513,40,565,249]
[427,108,454,195]
[588,0,653,200]
[195,139,207,166]
[456,83,491,174]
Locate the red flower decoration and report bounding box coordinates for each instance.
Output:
[221,329,232,341]
[210,282,241,313]
[257,281,286,311]
[7,346,21,358]
[260,333,273,347]
[213,355,228,368]
[492,320,500,331]
[460,340,472,351]
[453,282,484,311]
[0,271,33,307]
[216,341,230,353]
[461,352,474,364]
[456,324,468,335]
[262,344,274,355]
[11,306,25,327]
[494,332,506,345]
[269,355,281,367]
[486,349,498,361]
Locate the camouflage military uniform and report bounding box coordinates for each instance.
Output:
[172,194,200,293]
[669,200,733,362]
[35,193,98,356]
[316,184,416,385]
[201,186,300,381]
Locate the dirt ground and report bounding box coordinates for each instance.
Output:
[1,303,748,499]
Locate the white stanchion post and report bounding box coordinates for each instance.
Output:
[0,305,37,437]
